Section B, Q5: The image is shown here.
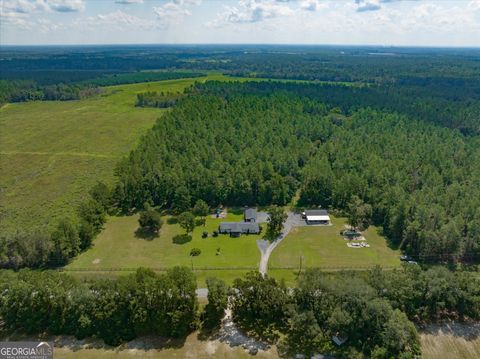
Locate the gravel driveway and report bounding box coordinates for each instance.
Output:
[257,211,305,275]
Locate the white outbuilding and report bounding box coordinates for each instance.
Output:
[304,209,331,225]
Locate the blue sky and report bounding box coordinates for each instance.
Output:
[1,0,479,46]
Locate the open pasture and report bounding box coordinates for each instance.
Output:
[0,74,232,232]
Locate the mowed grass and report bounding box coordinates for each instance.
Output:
[269,216,401,269]
[67,212,262,285]
[0,73,236,233]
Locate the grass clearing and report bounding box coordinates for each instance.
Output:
[0,73,247,233]
[67,212,262,286]
[269,216,401,269]
[420,323,480,359]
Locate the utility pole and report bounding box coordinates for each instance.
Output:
[299,254,304,274]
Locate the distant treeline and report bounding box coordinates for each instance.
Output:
[2,45,479,85]
[0,80,102,104]
[113,82,480,262]
[83,71,204,87]
[1,266,479,357]
[0,72,203,106]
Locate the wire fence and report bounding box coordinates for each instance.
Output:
[60,264,402,273]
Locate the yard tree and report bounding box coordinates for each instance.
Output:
[265,205,288,241]
[203,277,228,329]
[193,199,209,224]
[178,211,195,234]
[138,204,163,233]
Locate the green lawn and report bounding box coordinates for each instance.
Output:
[0,73,240,233]
[269,216,401,270]
[67,214,399,286]
[67,212,262,285]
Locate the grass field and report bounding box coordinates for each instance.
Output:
[67,211,262,286]
[0,73,238,233]
[67,213,398,286]
[269,216,401,269]
[420,323,480,359]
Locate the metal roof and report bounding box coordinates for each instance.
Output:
[244,208,257,220]
[219,222,260,233]
[305,209,328,216]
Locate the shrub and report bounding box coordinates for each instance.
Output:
[202,231,208,238]
[190,248,201,256]
[173,234,192,244]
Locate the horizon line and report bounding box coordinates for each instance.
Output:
[1,43,480,49]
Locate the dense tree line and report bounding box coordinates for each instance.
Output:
[0,71,203,106]
[114,83,480,262]
[0,181,111,269]
[0,267,197,345]
[0,79,100,105]
[231,266,480,358]
[1,265,478,356]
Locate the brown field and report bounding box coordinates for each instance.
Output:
[420,322,480,359]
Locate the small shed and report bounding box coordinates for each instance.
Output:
[332,334,348,346]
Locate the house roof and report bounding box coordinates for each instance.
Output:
[305,209,328,216]
[219,222,260,233]
[244,208,257,220]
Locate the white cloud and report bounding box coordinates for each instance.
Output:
[153,0,201,25]
[115,0,143,4]
[84,10,157,30]
[300,0,328,12]
[1,0,84,14]
[207,0,294,27]
[48,0,84,12]
[355,0,381,12]
[468,0,480,10]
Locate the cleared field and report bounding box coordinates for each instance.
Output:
[67,212,262,285]
[269,216,401,269]
[38,332,279,359]
[421,323,480,359]
[0,74,233,233]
